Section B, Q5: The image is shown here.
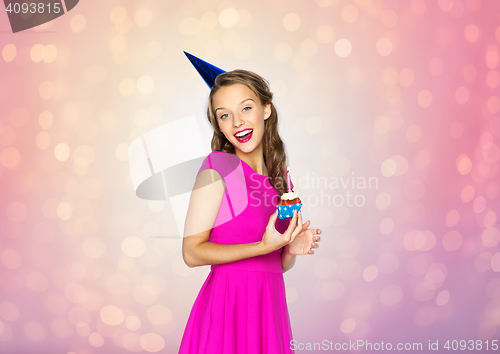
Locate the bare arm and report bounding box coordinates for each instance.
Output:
[281,216,322,273]
[184,239,271,268]
[281,244,297,273]
[182,169,271,268]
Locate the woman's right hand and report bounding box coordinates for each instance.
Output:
[260,209,304,253]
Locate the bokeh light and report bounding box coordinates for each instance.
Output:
[2,43,16,62]
[334,38,352,57]
[70,14,87,33]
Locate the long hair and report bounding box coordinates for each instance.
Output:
[206,69,289,195]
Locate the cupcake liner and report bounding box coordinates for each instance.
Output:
[277,203,303,220]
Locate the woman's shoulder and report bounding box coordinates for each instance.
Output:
[200,151,231,168]
[198,151,241,178]
[204,150,232,160]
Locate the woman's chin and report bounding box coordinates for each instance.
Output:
[234,142,260,155]
[229,132,264,155]
[235,145,253,154]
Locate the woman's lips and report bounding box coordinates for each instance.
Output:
[234,129,253,143]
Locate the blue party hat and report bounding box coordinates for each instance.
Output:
[184,51,226,88]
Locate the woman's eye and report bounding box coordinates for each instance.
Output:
[243,106,251,112]
[219,114,228,119]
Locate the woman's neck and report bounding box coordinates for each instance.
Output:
[235,144,268,176]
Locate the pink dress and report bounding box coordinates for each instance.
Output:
[178,151,295,354]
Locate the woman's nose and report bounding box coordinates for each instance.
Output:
[233,114,244,128]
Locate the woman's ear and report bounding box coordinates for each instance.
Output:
[264,103,271,120]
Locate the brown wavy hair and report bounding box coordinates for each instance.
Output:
[206,69,290,195]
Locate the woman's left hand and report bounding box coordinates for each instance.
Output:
[285,213,321,255]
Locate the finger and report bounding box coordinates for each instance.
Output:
[315,236,321,242]
[290,212,303,241]
[302,219,311,231]
[295,211,304,233]
[309,249,314,255]
[267,209,279,229]
[284,210,298,235]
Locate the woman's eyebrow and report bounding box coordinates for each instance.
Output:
[215,98,254,112]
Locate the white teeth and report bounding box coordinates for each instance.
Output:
[235,129,252,138]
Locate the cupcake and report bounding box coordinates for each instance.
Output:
[277,168,303,220]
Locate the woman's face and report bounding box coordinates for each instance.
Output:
[212,83,271,155]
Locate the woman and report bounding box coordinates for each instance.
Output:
[179,69,321,353]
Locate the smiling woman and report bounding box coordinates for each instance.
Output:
[213,83,270,158]
[179,65,322,354]
[206,70,286,191]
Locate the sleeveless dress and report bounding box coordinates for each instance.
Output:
[178,151,295,354]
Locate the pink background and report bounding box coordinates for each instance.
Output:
[1,0,500,352]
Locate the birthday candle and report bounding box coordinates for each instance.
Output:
[287,167,291,193]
